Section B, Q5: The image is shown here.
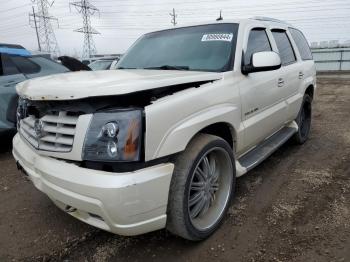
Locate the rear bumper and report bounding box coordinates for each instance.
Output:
[12,134,174,236]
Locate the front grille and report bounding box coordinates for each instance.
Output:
[20,111,79,152]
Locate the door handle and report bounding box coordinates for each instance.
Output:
[298,72,304,79]
[278,78,284,87]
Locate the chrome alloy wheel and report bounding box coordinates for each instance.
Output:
[188,147,233,231]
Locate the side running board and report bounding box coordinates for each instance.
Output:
[238,125,297,173]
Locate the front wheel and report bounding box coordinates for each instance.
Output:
[293,94,312,144]
[166,134,235,241]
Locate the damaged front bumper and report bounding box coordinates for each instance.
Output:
[12,134,174,236]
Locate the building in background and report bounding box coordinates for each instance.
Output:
[311,40,350,71]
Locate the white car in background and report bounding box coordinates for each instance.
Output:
[88,57,121,70]
[13,17,315,241]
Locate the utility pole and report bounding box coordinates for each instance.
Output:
[30,6,41,51]
[169,8,177,26]
[70,0,100,59]
[29,0,60,56]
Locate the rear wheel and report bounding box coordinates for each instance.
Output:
[293,94,312,144]
[166,134,235,241]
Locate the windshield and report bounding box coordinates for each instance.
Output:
[89,60,113,70]
[117,23,239,72]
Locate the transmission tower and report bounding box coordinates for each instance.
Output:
[29,0,60,56]
[70,0,100,59]
[169,8,177,26]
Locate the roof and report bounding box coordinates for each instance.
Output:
[250,16,292,26]
[153,17,294,32]
[0,43,31,57]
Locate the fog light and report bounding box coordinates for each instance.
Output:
[101,122,119,138]
[107,141,118,158]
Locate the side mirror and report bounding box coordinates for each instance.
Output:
[242,51,281,74]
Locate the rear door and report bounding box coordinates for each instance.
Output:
[0,54,26,130]
[270,29,301,122]
[287,28,315,120]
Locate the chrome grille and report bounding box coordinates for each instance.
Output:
[20,111,79,152]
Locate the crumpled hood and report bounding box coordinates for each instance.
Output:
[16,69,223,100]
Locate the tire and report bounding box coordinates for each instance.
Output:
[166,133,235,241]
[293,94,312,144]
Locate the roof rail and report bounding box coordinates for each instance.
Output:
[251,16,290,25]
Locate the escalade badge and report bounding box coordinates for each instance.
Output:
[34,120,44,138]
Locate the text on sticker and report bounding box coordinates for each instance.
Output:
[201,33,233,42]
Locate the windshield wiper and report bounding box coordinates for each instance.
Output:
[143,65,190,71]
[117,67,137,69]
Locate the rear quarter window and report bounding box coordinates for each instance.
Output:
[289,28,313,60]
[10,55,40,74]
[28,57,68,74]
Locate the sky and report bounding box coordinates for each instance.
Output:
[1,0,350,56]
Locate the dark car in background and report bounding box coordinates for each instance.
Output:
[0,43,69,134]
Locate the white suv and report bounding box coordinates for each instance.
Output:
[13,17,316,241]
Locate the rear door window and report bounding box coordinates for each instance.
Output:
[289,28,313,60]
[245,28,272,65]
[271,30,296,65]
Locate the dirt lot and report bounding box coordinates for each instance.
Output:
[0,73,349,262]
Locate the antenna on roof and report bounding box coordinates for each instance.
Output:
[216,10,223,21]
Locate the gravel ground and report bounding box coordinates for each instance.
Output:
[0,73,349,262]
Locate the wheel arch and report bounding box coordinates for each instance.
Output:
[196,122,236,151]
[305,84,314,100]
[147,104,241,161]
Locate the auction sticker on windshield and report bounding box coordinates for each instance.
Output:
[201,33,233,42]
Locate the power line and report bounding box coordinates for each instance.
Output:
[93,0,349,8]
[0,25,29,32]
[2,0,349,53]
[0,3,30,13]
[70,0,100,59]
[96,0,350,11]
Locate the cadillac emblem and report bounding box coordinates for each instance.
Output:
[34,119,44,138]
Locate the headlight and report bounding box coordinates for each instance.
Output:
[82,109,142,162]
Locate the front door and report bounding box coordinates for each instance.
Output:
[239,28,287,153]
